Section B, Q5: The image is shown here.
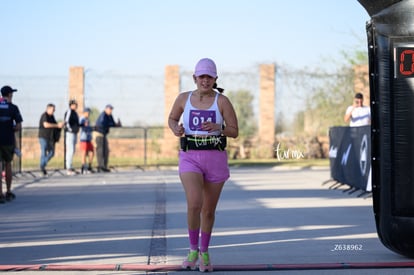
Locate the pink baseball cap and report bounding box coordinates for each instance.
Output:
[194,58,217,78]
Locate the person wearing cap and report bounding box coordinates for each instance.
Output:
[168,58,239,272]
[0,85,23,203]
[94,104,121,172]
[344,92,371,127]
[79,108,95,174]
[64,99,80,175]
[38,103,64,176]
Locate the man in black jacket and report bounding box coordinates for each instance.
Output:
[94,104,121,172]
[0,85,23,203]
[38,103,63,176]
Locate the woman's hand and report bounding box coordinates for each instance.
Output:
[173,123,185,136]
[201,121,221,133]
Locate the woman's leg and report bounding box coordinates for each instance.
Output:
[200,181,225,253]
[180,171,204,269]
[180,172,204,231]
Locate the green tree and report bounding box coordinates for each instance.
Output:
[226,89,257,138]
[275,111,286,134]
[88,107,101,124]
[226,89,257,159]
[292,48,368,135]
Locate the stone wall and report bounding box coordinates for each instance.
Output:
[162,65,180,158]
[19,134,168,169]
[257,64,276,158]
[68,66,85,110]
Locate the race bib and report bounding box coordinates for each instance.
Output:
[189,110,216,131]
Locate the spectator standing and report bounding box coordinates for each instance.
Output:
[94,104,121,172]
[168,58,239,272]
[64,99,80,175]
[0,85,23,203]
[344,92,371,127]
[79,108,95,174]
[38,103,64,176]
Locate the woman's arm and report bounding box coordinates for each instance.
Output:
[219,95,238,138]
[168,92,186,136]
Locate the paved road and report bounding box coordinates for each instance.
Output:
[0,166,413,274]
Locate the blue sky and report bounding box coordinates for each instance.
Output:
[1,0,369,75]
[0,0,370,126]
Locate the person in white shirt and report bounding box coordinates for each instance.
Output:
[344,92,371,127]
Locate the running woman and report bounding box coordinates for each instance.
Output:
[168,58,239,272]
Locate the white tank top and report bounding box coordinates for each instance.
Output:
[182,91,223,136]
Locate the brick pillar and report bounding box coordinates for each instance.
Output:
[353,64,370,104]
[68,66,85,111]
[163,65,180,157]
[258,64,276,158]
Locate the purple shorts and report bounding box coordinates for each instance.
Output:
[179,150,230,183]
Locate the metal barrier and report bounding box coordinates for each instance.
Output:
[13,126,168,174]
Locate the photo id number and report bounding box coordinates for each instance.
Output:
[331,244,363,251]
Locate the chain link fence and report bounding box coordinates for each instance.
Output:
[0,67,261,128]
[2,63,353,175]
[13,126,170,174]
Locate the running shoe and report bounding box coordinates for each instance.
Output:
[67,169,76,176]
[5,192,16,201]
[199,251,213,272]
[182,249,198,270]
[98,167,110,173]
[87,165,95,173]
